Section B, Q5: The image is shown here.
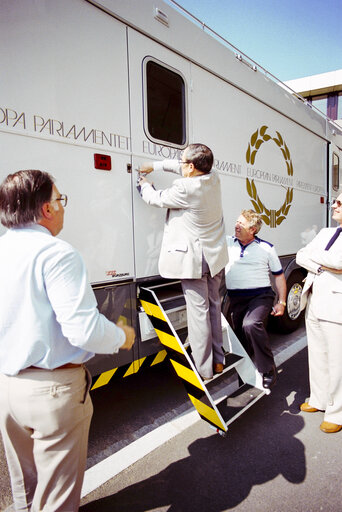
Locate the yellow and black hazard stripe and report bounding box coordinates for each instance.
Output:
[91,349,167,390]
[139,287,227,433]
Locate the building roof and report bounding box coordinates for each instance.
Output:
[284,69,342,97]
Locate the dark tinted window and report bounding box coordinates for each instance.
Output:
[333,152,340,191]
[146,60,186,145]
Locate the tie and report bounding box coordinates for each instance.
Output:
[325,227,342,250]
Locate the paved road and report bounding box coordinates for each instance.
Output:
[0,325,307,511]
[2,324,331,512]
[79,347,342,512]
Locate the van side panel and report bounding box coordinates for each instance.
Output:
[1,0,134,284]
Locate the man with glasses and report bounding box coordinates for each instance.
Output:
[138,144,228,380]
[0,170,135,511]
[297,194,342,433]
[225,209,286,389]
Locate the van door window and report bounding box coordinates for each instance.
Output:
[333,153,340,191]
[145,59,186,146]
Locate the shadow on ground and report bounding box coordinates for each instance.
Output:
[80,349,309,512]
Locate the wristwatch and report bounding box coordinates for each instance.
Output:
[278,300,286,307]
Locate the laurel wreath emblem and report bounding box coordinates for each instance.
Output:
[245,125,293,227]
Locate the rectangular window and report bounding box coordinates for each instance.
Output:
[338,92,342,120]
[145,59,186,146]
[333,153,339,192]
[311,95,328,116]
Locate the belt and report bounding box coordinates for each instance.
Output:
[28,363,82,370]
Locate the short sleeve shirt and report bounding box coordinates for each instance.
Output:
[225,235,283,291]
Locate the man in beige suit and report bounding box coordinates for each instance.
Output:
[138,144,228,380]
[296,193,342,433]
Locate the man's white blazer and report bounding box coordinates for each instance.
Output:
[296,227,342,323]
[141,167,228,279]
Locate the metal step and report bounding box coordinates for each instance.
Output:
[201,353,243,384]
[216,383,266,426]
[141,281,185,310]
[139,286,267,435]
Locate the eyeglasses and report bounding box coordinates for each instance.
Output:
[52,194,68,207]
[177,160,191,165]
[332,200,342,208]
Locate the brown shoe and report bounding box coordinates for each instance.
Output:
[320,421,342,433]
[214,363,224,374]
[300,402,319,413]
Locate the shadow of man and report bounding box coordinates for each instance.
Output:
[80,349,309,512]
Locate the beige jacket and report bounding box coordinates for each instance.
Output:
[141,161,228,279]
[296,227,342,322]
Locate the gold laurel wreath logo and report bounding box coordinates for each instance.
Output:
[246,125,293,228]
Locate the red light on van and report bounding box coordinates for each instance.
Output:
[94,154,112,171]
[320,197,324,204]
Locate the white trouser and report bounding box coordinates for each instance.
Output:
[0,366,93,512]
[306,295,342,424]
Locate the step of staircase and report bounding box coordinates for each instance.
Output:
[216,383,266,426]
[139,285,269,435]
[201,353,243,383]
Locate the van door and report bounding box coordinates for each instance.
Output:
[329,143,342,226]
[127,28,191,279]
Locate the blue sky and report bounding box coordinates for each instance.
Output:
[167,0,342,81]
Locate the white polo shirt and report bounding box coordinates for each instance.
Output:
[225,235,283,294]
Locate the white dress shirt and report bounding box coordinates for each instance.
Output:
[0,224,125,375]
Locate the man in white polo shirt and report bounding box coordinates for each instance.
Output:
[225,209,287,388]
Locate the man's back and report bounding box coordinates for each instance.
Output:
[143,170,227,278]
[0,224,96,375]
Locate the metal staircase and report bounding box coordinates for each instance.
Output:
[139,285,270,435]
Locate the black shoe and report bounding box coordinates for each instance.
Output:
[262,366,277,389]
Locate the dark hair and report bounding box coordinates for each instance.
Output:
[185,143,214,173]
[0,170,54,228]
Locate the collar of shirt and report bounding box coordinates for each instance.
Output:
[234,236,260,257]
[11,223,52,236]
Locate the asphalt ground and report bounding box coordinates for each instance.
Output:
[79,346,342,512]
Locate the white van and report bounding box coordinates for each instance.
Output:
[1,0,341,384]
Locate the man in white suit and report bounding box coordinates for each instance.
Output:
[138,144,228,380]
[296,194,342,433]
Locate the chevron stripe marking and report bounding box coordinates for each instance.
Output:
[140,299,166,321]
[91,367,118,390]
[91,351,168,390]
[170,359,204,391]
[151,350,168,366]
[155,328,184,353]
[188,393,227,431]
[145,315,174,337]
[124,357,147,377]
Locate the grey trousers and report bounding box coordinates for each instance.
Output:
[0,366,93,512]
[181,260,225,379]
